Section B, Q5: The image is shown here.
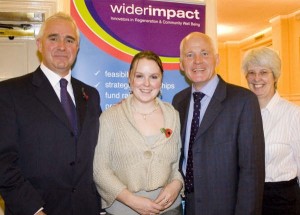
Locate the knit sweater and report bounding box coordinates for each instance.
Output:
[93,95,183,208]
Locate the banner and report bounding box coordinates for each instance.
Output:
[71,0,205,110]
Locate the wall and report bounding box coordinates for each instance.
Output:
[0,0,69,81]
[271,12,300,104]
[218,10,300,105]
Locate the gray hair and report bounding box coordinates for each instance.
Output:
[36,12,80,42]
[242,47,281,80]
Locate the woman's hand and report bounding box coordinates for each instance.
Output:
[154,180,183,209]
[117,189,164,215]
[129,195,164,215]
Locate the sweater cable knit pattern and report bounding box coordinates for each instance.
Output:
[93,95,183,208]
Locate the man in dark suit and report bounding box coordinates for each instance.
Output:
[172,32,265,215]
[0,12,102,215]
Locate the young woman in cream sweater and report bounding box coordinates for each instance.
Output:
[93,51,183,215]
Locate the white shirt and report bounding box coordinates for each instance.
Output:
[261,92,300,182]
[40,63,76,105]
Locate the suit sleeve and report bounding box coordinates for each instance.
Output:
[235,93,265,215]
[0,82,44,215]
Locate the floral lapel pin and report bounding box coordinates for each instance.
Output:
[160,128,172,138]
[81,87,89,101]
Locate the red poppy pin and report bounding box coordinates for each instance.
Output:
[160,128,172,138]
[82,87,89,101]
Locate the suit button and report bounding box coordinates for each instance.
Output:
[69,161,75,166]
[144,151,152,159]
[72,188,76,192]
[70,132,75,137]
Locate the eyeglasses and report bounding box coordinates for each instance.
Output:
[246,71,272,79]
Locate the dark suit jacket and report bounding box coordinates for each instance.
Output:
[172,76,265,215]
[0,67,102,215]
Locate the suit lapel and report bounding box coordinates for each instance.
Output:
[177,88,192,143]
[32,68,72,130]
[198,76,226,137]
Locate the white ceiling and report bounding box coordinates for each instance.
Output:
[217,0,300,43]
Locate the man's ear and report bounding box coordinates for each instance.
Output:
[179,60,184,72]
[215,54,220,66]
[36,39,42,52]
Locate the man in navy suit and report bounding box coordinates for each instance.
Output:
[172,32,265,215]
[0,12,102,214]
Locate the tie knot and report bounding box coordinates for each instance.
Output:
[60,78,68,88]
[193,92,205,102]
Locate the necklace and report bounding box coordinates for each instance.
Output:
[131,102,159,120]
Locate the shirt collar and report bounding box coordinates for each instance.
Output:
[192,74,219,98]
[261,91,280,113]
[40,63,72,88]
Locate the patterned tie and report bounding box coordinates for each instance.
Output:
[185,91,205,193]
[60,78,78,136]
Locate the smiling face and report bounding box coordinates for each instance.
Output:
[246,64,276,103]
[129,58,162,104]
[242,47,281,107]
[180,32,219,90]
[36,18,79,77]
